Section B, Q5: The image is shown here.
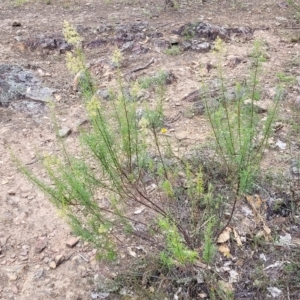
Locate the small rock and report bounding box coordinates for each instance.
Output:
[121,41,134,52]
[291,160,300,176]
[12,20,21,27]
[9,274,17,281]
[27,194,35,200]
[243,99,267,114]
[4,264,26,274]
[191,42,211,52]
[91,292,110,299]
[35,239,47,253]
[54,254,65,266]
[182,90,200,102]
[43,257,51,264]
[275,140,286,150]
[96,89,110,100]
[227,55,244,68]
[49,261,56,269]
[75,118,89,129]
[169,35,180,45]
[181,41,191,51]
[66,237,80,248]
[34,268,44,280]
[293,96,300,110]
[267,287,282,298]
[275,16,288,22]
[191,101,205,115]
[58,127,72,138]
[136,108,145,122]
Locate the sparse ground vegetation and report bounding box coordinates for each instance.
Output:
[1,0,300,299]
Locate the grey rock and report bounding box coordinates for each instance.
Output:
[191,42,211,52]
[14,36,23,42]
[181,41,191,51]
[96,89,110,100]
[275,16,288,22]
[58,127,72,138]
[169,35,180,45]
[121,41,134,52]
[0,64,54,113]
[34,269,45,280]
[153,39,170,50]
[191,101,205,115]
[91,292,110,299]
[12,20,21,27]
[294,96,300,110]
[75,118,89,129]
[136,108,145,121]
[291,160,300,176]
[267,287,282,298]
[181,90,200,102]
[26,86,55,102]
[176,21,253,42]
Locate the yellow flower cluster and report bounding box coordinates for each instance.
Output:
[66,52,86,75]
[86,95,101,118]
[63,21,83,48]
[43,154,61,169]
[161,128,167,134]
[111,48,123,66]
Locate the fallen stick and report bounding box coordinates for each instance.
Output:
[130,57,155,73]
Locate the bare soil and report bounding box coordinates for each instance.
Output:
[0,0,300,299]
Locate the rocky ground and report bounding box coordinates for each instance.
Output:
[1,0,300,299]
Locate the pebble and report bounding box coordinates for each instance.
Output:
[34,269,44,280]
[49,261,56,269]
[191,42,211,52]
[12,20,21,27]
[58,127,72,138]
[9,274,17,281]
[43,257,50,264]
[66,237,79,248]
[291,160,300,174]
[75,119,89,129]
[35,238,47,253]
[54,254,64,266]
[169,35,180,45]
[294,96,300,110]
[96,89,110,100]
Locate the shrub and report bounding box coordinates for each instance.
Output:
[16,22,223,268]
